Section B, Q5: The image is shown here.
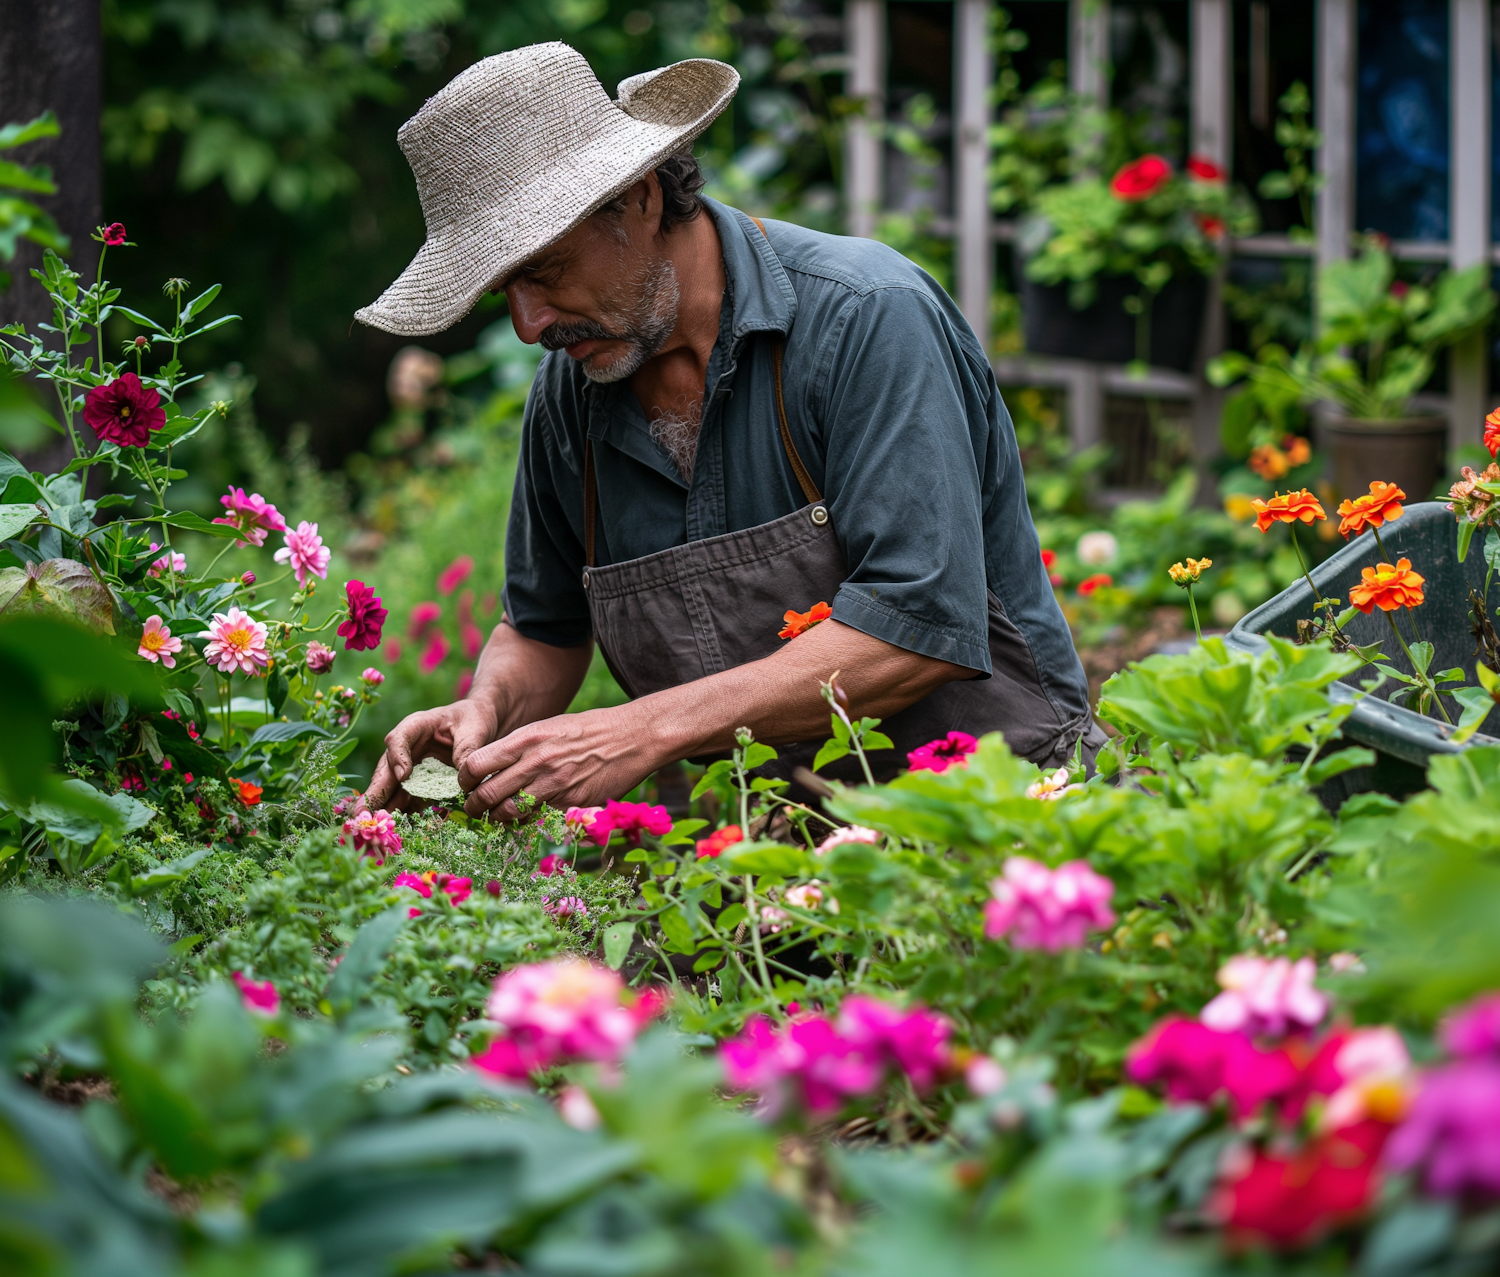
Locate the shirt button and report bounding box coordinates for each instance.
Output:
[810,505,829,526]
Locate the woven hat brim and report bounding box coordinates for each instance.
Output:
[356,69,736,337]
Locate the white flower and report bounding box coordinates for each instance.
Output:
[1076,531,1119,567]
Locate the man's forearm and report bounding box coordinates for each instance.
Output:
[471,617,593,735]
[623,619,969,768]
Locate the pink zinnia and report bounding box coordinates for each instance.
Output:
[338,580,387,651]
[201,606,271,675]
[146,542,185,578]
[212,487,287,548]
[274,520,331,586]
[419,632,449,672]
[83,372,166,448]
[438,555,474,595]
[231,971,280,1016]
[360,666,384,686]
[304,640,336,674]
[1200,955,1328,1039]
[907,731,978,773]
[137,615,183,668]
[982,856,1116,951]
[408,601,441,639]
[341,807,402,863]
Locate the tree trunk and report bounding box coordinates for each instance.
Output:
[0,0,102,331]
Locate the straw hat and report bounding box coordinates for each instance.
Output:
[355,42,739,337]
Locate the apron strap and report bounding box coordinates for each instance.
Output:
[582,212,821,570]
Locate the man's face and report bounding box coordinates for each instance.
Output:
[501,193,679,384]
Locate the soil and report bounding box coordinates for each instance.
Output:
[1076,606,1188,713]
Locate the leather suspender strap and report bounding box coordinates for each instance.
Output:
[581,212,821,572]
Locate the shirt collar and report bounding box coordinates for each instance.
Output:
[703,198,797,339]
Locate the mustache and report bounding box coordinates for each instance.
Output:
[537,318,624,352]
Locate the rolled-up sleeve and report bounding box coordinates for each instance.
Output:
[502,361,593,647]
[816,285,997,674]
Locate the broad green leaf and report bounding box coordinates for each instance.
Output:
[1407,641,1434,677]
[184,284,222,320]
[602,921,636,970]
[151,510,242,540]
[1484,528,1500,576]
[1451,686,1498,744]
[0,502,40,540]
[0,112,61,150]
[326,907,408,1013]
[742,742,778,770]
[0,558,114,633]
[862,729,894,752]
[1304,748,1376,786]
[812,739,850,772]
[689,759,733,801]
[246,720,332,748]
[1458,519,1477,562]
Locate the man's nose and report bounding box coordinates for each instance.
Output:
[507,285,559,344]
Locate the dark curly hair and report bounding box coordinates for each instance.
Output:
[599,151,706,234]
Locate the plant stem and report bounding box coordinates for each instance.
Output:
[1186,584,1203,641]
[742,874,775,996]
[1288,527,1332,624]
[1384,610,1453,724]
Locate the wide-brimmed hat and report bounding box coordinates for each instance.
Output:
[355,42,738,337]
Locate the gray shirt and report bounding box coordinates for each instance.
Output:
[503,199,1092,726]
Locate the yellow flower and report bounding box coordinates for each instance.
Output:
[1224,493,1257,522]
[1168,557,1212,587]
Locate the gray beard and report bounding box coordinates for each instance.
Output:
[538,255,681,385]
[649,408,702,482]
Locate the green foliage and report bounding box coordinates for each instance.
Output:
[0,113,68,288]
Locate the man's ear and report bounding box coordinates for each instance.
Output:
[628,172,665,237]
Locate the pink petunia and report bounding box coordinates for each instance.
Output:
[232,971,280,1016]
[200,606,271,675]
[212,487,287,548]
[137,615,183,668]
[274,520,332,587]
[815,825,881,854]
[437,555,474,595]
[982,856,1116,951]
[907,731,979,773]
[1200,955,1328,1039]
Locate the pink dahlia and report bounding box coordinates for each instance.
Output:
[137,615,183,668]
[341,807,402,863]
[231,971,280,1016]
[200,606,271,675]
[212,487,286,548]
[83,373,166,448]
[907,731,978,773]
[273,520,331,587]
[360,666,384,686]
[982,856,1115,951]
[1200,955,1328,1039]
[304,640,336,674]
[338,580,387,651]
[146,542,185,578]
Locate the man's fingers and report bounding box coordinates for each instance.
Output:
[366,755,397,808]
[457,733,528,794]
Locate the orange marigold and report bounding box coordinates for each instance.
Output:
[1348,558,1426,614]
[1336,481,1406,539]
[1485,406,1500,459]
[1248,444,1290,481]
[1250,489,1327,534]
[779,600,833,640]
[1284,436,1312,467]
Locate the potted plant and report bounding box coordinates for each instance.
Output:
[1209,236,1496,500]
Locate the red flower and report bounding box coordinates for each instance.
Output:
[1196,213,1227,240]
[1110,155,1173,201]
[83,373,166,448]
[338,580,388,651]
[1077,573,1113,596]
[779,600,833,640]
[1040,548,1057,568]
[233,779,263,806]
[1484,406,1500,459]
[1187,154,1225,182]
[696,824,744,860]
[100,223,127,246]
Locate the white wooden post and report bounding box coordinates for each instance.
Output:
[955,0,993,349]
[1191,0,1231,466]
[1450,0,1491,450]
[1069,0,1110,104]
[844,0,885,239]
[1315,0,1356,268]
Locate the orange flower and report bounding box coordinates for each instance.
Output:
[1283,436,1312,467]
[779,600,833,640]
[1249,444,1290,481]
[1348,558,1426,614]
[1250,489,1327,534]
[1336,481,1406,539]
[1485,406,1500,459]
[233,779,263,806]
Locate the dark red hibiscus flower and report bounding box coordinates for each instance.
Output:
[338,580,388,651]
[1109,155,1173,201]
[1186,154,1225,182]
[83,373,165,448]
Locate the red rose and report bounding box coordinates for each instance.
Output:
[1109,155,1173,201]
[1196,214,1227,240]
[100,223,127,246]
[1186,154,1225,182]
[82,373,166,448]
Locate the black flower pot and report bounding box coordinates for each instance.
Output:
[1020,273,1209,371]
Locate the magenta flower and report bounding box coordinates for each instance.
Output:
[534,853,568,878]
[394,870,472,916]
[360,666,384,686]
[338,580,387,651]
[137,615,183,668]
[437,555,474,595]
[1126,1018,1302,1118]
[341,807,402,863]
[585,800,672,848]
[1386,1056,1500,1196]
[545,896,589,919]
[1440,992,1500,1059]
[200,606,271,675]
[232,971,280,1016]
[408,601,441,640]
[470,958,665,1081]
[274,520,331,586]
[1200,955,1328,1039]
[462,621,484,661]
[212,487,287,548]
[304,640,336,674]
[146,542,185,578]
[455,668,474,699]
[100,222,127,246]
[815,825,881,854]
[838,996,952,1091]
[907,731,979,773]
[565,806,605,846]
[982,856,1115,951]
[419,632,449,672]
[83,373,166,448]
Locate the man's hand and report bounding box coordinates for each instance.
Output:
[366,698,498,809]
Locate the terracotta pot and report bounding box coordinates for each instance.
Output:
[1321,415,1448,503]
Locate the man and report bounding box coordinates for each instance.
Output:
[361,42,1102,819]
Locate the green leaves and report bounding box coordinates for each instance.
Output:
[602,920,636,970]
[0,558,115,633]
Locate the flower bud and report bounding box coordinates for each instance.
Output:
[241,571,256,586]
